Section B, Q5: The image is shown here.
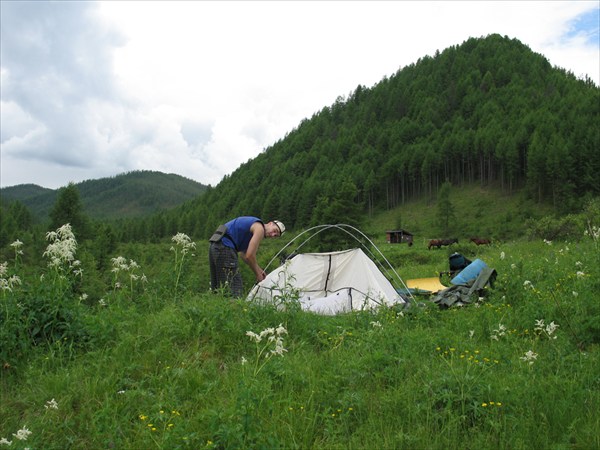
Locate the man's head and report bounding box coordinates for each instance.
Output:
[266,220,285,237]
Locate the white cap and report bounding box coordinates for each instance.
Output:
[273,220,285,235]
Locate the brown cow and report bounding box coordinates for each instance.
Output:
[470,237,491,246]
[428,238,458,250]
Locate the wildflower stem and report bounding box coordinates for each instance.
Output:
[547,290,582,350]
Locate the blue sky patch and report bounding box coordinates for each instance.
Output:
[566,7,600,46]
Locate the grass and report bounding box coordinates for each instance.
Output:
[1,215,599,449]
[1,191,599,449]
[366,183,554,242]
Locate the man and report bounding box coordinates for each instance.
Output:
[208,216,285,297]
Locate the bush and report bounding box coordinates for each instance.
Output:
[526,214,583,240]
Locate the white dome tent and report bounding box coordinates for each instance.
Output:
[247,224,414,315]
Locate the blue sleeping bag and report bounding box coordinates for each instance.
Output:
[451,259,487,285]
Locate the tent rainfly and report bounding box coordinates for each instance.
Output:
[248,248,406,315]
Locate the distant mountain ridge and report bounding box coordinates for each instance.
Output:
[0,170,209,221]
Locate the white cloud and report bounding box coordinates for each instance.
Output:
[1,1,598,189]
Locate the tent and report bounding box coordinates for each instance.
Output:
[248,248,407,315]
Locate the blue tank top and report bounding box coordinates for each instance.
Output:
[221,216,263,252]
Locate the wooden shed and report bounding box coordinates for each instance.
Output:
[385,229,414,246]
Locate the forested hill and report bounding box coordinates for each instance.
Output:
[152,34,597,240]
[0,170,209,220]
[4,34,597,244]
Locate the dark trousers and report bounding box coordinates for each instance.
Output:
[209,242,243,297]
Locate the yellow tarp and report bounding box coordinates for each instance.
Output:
[405,277,447,294]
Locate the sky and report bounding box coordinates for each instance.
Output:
[1,1,599,190]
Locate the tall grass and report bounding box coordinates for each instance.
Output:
[0,223,598,449]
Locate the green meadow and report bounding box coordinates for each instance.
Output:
[1,208,599,449]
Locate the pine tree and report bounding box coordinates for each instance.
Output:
[49,183,90,239]
[436,181,456,236]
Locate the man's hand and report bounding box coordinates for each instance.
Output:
[256,269,266,282]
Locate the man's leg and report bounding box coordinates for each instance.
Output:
[210,244,243,297]
[209,243,218,291]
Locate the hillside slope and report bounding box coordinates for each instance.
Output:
[147,34,598,242]
[0,170,208,221]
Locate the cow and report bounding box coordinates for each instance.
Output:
[470,237,491,246]
[428,238,459,250]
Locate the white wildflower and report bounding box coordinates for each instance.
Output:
[572,291,578,297]
[511,263,517,270]
[44,224,77,268]
[1,274,21,292]
[246,331,261,343]
[576,271,585,279]
[534,319,545,332]
[44,398,58,410]
[0,437,12,446]
[545,321,559,338]
[241,356,247,365]
[98,299,107,306]
[12,427,31,441]
[370,321,382,328]
[111,256,129,272]
[270,337,287,356]
[469,330,475,339]
[246,324,288,375]
[585,225,600,240]
[275,323,287,336]
[575,261,583,267]
[10,239,24,255]
[500,251,505,260]
[260,327,275,339]
[171,233,196,251]
[543,239,552,245]
[523,280,534,289]
[520,350,538,365]
[491,323,507,341]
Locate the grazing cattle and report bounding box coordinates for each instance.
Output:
[428,238,459,250]
[470,237,491,246]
